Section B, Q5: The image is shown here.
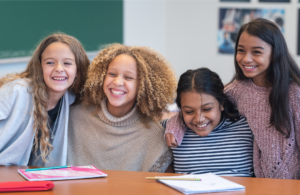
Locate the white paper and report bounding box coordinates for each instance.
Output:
[157,173,245,194]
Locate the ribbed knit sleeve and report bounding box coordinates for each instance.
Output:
[164,113,187,145]
[224,79,300,179]
[224,80,247,110]
[290,83,300,157]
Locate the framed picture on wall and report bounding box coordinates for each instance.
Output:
[218,8,284,54]
[259,0,290,2]
[220,0,250,2]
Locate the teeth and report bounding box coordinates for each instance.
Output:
[244,66,256,69]
[197,123,209,128]
[53,77,66,81]
[111,89,125,95]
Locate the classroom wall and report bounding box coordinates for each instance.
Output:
[124,0,300,83]
[1,0,300,84]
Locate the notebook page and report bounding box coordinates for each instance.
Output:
[158,173,244,194]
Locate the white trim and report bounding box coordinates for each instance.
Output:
[0,51,99,65]
[0,56,31,64]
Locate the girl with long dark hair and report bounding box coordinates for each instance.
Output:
[225,18,300,179]
[165,18,300,179]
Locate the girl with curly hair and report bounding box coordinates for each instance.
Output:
[67,44,177,172]
[0,33,90,166]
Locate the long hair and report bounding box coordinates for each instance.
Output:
[83,43,177,121]
[0,33,90,162]
[231,18,300,137]
[176,67,240,122]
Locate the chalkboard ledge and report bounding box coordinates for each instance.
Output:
[0,51,98,65]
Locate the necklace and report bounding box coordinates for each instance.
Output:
[48,96,63,139]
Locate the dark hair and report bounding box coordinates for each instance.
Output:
[231,18,300,137]
[176,67,240,121]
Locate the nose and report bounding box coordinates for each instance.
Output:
[194,111,205,124]
[55,62,64,72]
[113,76,124,86]
[242,52,253,63]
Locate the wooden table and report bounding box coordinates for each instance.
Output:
[0,166,300,195]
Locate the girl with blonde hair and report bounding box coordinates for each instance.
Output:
[67,44,177,172]
[0,33,90,166]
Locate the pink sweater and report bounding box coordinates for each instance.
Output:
[166,79,300,179]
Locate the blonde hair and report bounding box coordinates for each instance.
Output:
[0,33,90,162]
[84,43,177,121]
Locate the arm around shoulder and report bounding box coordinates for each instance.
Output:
[224,80,244,108]
[164,112,187,146]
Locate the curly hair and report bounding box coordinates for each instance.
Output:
[83,43,177,121]
[0,33,90,162]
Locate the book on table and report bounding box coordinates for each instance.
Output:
[18,165,107,181]
[156,173,245,194]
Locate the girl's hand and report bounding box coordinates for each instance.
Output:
[165,133,178,148]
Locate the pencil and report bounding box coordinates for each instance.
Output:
[146,177,201,181]
[25,165,72,172]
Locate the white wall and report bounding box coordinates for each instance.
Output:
[0,61,27,78]
[124,0,300,83]
[124,0,166,56]
[1,0,300,84]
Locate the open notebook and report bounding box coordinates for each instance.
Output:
[157,173,245,194]
[18,165,107,181]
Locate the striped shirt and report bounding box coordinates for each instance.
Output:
[162,116,253,177]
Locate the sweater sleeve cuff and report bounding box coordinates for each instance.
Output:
[164,112,187,145]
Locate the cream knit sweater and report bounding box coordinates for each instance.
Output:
[67,100,172,172]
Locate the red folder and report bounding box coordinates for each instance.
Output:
[0,181,54,192]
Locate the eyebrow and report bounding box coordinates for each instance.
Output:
[182,102,213,109]
[43,58,74,62]
[108,68,136,75]
[238,45,264,50]
[202,102,213,106]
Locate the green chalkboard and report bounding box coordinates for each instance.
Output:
[0,1,123,59]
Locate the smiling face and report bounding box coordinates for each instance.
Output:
[236,31,272,87]
[41,42,77,97]
[103,54,138,117]
[181,91,224,137]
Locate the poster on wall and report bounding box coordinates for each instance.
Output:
[218,8,284,54]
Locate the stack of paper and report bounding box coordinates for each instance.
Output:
[157,173,245,194]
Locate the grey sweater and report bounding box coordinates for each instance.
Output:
[0,79,75,166]
[67,99,172,172]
